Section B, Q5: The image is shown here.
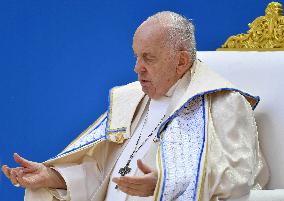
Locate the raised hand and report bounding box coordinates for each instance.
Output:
[112,159,158,197]
[2,153,66,189]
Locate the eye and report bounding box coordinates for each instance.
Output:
[143,53,155,63]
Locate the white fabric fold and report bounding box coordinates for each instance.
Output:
[207,91,268,201]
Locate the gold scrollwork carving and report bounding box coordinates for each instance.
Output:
[218,2,284,51]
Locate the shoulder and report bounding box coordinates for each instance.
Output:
[210,90,248,103]
[109,81,144,106]
[210,90,256,111]
[111,81,141,93]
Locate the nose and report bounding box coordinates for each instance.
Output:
[134,58,146,74]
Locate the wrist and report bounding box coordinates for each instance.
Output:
[47,167,67,189]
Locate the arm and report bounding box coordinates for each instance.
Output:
[49,155,104,201]
[2,153,106,201]
[208,91,268,200]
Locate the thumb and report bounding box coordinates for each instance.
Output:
[137,159,152,174]
[13,153,33,168]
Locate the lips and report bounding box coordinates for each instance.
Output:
[139,79,151,86]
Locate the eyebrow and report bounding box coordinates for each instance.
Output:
[143,52,156,58]
[133,51,155,57]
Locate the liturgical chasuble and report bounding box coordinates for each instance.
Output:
[24,60,269,201]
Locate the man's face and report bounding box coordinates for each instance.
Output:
[133,22,179,99]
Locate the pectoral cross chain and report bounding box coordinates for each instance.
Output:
[114,108,165,190]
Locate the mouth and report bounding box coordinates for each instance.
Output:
[139,79,151,86]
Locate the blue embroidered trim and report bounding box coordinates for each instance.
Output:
[105,88,112,142]
[52,116,107,159]
[160,129,167,201]
[157,88,259,139]
[193,95,206,201]
[107,128,127,132]
[159,96,206,200]
[55,136,105,158]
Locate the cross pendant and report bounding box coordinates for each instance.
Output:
[118,163,131,176]
[115,162,132,189]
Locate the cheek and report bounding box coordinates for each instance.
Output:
[148,60,176,86]
[160,64,176,79]
[151,68,172,89]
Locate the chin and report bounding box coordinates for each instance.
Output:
[141,86,161,99]
[142,88,153,98]
[145,91,162,99]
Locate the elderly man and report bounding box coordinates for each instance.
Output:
[2,11,268,201]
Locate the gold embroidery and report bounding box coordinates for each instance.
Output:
[114,132,125,144]
[154,146,163,201]
[107,131,126,143]
[198,96,210,201]
[106,86,128,143]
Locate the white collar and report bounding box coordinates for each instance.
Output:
[165,79,180,97]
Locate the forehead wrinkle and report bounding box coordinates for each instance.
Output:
[135,16,172,43]
[133,23,169,56]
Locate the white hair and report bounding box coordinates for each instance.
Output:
[145,11,196,61]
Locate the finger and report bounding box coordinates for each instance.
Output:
[113,175,155,190]
[23,167,37,174]
[118,185,142,196]
[115,175,148,185]
[118,185,150,197]
[2,165,11,178]
[112,177,141,190]
[14,167,36,188]
[10,169,20,186]
[137,159,152,174]
[15,167,25,177]
[15,167,40,189]
[16,173,31,188]
[13,153,33,168]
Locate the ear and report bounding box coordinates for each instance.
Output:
[176,51,191,76]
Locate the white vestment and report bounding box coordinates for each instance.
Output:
[105,96,171,201]
[24,60,269,201]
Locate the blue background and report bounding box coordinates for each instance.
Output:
[0,0,281,200]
